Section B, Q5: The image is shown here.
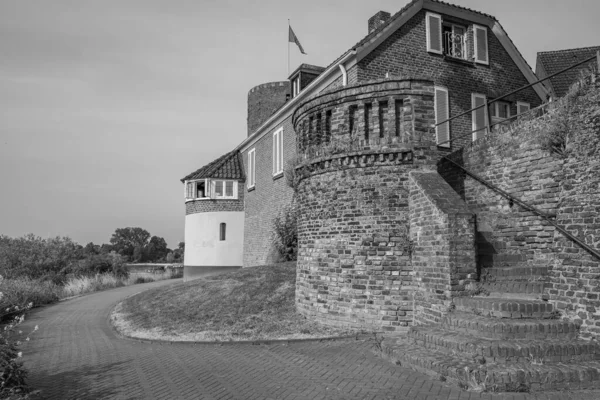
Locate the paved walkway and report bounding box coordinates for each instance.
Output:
[18,280,600,400]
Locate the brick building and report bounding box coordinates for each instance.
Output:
[181,0,600,390]
[182,0,546,278]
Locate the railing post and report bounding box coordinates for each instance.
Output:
[597,50,600,75]
[484,99,491,135]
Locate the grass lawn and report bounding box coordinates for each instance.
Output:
[112,262,364,342]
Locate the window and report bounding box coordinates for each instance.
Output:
[272,128,283,175]
[490,101,510,119]
[292,76,301,97]
[517,101,531,116]
[427,14,489,65]
[473,25,489,65]
[185,179,210,200]
[220,223,226,241]
[472,93,488,141]
[225,181,234,197]
[442,23,466,60]
[435,86,450,148]
[248,148,256,188]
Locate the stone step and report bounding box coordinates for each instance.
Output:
[440,311,580,340]
[407,326,599,364]
[480,281,546,296]
[453,297,555,319]
[381,336,600,392]
[481,266,549,282]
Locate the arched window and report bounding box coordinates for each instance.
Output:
[220,223,226,241]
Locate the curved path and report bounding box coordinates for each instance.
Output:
[18,280,599,400]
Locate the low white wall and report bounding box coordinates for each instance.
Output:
[184,211,244,267]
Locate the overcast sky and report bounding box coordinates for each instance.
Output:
[1,0,598,248]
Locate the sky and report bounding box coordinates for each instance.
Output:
[1,0,599,249]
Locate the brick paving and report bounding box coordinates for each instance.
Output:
[17,281,600,400]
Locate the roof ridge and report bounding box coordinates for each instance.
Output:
[538,45,600,55]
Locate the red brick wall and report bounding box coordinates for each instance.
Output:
[437,79,600,337]
[549,80,600,338]
[438,135,562,272]
[357,9,542,150]
[247,81,290,137]
[241,115,296,267]
[296,153,415,332]
[409,171,476,325]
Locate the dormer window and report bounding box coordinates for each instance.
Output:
[442,23,466,60]
[426,13,489,65]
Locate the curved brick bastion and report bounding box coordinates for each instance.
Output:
[293,79,444,332]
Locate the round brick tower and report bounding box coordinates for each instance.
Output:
[247,81,291,136]
[292,78,441,332]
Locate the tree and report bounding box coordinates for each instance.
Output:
[83,242,100,255]
[109,227,151,260]
[173,242,184,262]
[145,236,169,262]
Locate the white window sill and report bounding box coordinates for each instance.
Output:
[185,197,237,203]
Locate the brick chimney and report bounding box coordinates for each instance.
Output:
[368,11,391,34]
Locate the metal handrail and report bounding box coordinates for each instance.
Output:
[435,54,598,129]
[443,157,600,261]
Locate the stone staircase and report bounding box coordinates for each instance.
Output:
[381,262,600,392]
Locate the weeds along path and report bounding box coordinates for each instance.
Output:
[17,280,599,400]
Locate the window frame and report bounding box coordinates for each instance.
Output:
[272,127,284,176]
[517,101,531,116]
[212,179,238,200]
[185,178,237,201]
[219,223,226,241]
[184,179,210,201]
[471,93,489,141]
[490,101,511,121]
[442,23,467,60]
[247,148,256,189]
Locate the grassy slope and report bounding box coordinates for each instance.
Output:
[115,262,361,341]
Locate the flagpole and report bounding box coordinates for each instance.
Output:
[287,19,290,77]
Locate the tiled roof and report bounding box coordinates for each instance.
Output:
[180,151,245,182]
[537,46,600,98]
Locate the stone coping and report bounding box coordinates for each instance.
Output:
[294,148,414,180]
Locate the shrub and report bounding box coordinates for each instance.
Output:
[67,252,128,279]
[0,276,37,398]
[0,278,61,313]
[272,204,298,262]
[0,235,82,282]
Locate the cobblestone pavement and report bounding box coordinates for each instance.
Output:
[18,280,600,400]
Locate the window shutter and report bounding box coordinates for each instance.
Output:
[426,12,443,54]
[517,102,530,116]
[249,150,255,187]
[434,87,450,148]
[273,132,277,175]
[473,25,489,65]
[472,93,488,141]
[279,130,283,173]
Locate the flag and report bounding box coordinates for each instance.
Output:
[288,25,306,55]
